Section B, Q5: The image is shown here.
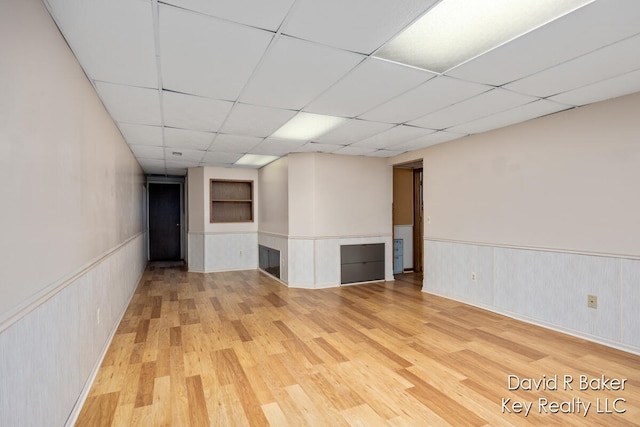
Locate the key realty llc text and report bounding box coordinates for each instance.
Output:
[501,374,628,417]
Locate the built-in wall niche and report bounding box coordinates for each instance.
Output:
[210,179,254,222]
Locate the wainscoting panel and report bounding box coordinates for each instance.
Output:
[494,248,620,341]
[315,238,341,287]
[621,258,640,348]
[0,233,147,427]
[203,233,258,272]
[424,239,639,354]
[424,240,494,306]
[288,239,315,287]
[187,233,205,272]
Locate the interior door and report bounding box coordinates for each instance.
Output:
[148,183,181,261]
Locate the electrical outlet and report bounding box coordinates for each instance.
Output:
[239,249,243,256]
[471,272,477,282]
[588,294,597,309]
[426,216,431,224]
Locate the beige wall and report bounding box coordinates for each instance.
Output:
[289,153,392,237]
[0,0,144,318]
[187,167,205,233]
[392,92,640,258]
[288,153,317,237]
[258,157,289,235]
[0,1,146,424]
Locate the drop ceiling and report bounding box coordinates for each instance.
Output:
[43,0,640,175]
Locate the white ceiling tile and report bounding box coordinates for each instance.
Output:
[202,151,244,165]
[165,168,188,176]
[209,134,263,153]
[164,128,215,151]
[293,142,345,153]
[46,0,157,88]
[408,89,538,130]
[118,123,163,146]
[448,0,640,86]
[549,69,640,106]
[137,159,166,169]
[130,145,165,160]
[282,0,437,54]
[314,119,395,144]
[351,125,436,149]
[164,147,205,162]
[504,34,640,98]
[368,149,406,158]
[159,5,273,100]
[166,159,200,169]
[333,146,378,156]
[448,99,573,134]
[163,91,233,132]
[95,82,161,125]
[240,36,364,110]
[221,103,297,137]
[359,76,491,124]
[161,0,295,31]
[249,138,306,156]
[391,131,466,152]
[305,58,435,117]
[144,166,169,175]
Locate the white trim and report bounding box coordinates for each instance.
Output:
[289,233,393,240]
[64,265,144,427]
[424,237,640,261]
[257,231,289,238]
[0,232,145,334]
[422,289,640,356]
[189,231,258,236]
[197,267,259,274]
[341,279,386,287]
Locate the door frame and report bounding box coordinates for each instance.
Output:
[413,168,423,273]
[392,159,423,275]
[146,176,185,261]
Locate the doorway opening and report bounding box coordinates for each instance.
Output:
[392,160,423,282]
[147,176,185,262]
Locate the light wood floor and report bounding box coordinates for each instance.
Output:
[76,267,640,426]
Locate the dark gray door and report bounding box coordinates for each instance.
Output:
[148,183,181,261]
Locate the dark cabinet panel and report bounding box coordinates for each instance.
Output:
[259,245,280,279]
[340,243,385,285]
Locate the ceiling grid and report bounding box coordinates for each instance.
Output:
[42,0,640,174]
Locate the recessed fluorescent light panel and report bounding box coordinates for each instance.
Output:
[374,0,593,73]
[271,112,346,141]
[235,154,279,167]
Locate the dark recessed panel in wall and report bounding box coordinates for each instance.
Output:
[340,243,384,285]
[259,245,280,279]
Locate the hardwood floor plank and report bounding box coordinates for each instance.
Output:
[262,402,290,426]
[186,375,209,427]
[134,361,156,408]
[75,391,119,427]
[152,376,171,427]
[77,267,640,426]
[231,319,253,342]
